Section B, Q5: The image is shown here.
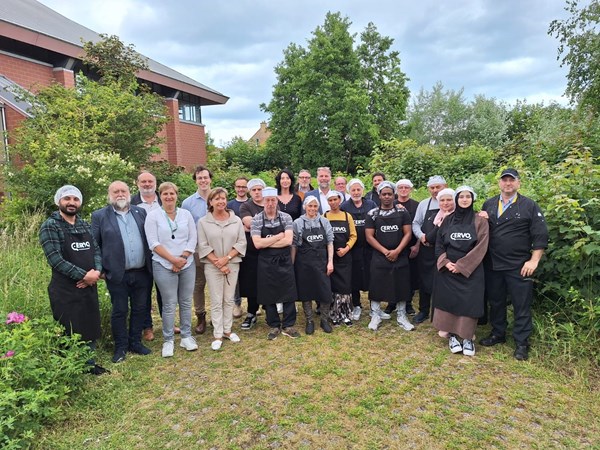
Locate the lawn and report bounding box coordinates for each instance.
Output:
[34,305,600,449]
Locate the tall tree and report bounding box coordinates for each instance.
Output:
[262,12,408,173]
[357,23,410,140]
[549,0,600,112]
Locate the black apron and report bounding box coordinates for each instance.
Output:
[369,208,409,301]
[257,215,297,305]
[417,199,439,295]
[325,211,352,295]
[239,230,259,298]
[48,221,102,341]
[348,203,372,292]
[433,220,484,318]
[295,217,331,302]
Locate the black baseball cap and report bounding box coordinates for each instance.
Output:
[500,168,519,179]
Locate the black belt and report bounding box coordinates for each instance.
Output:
[124,267,146,273]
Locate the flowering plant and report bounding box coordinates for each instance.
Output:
[1,313,91,448]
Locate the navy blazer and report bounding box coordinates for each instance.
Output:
[91,205,152,283]
[131,191,161,207]
[304,188,327,214]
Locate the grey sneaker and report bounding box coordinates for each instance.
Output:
[396,311,415,331]
[351,306,362,321]
[267,327,281,340]
[282,327,301,338]
[180,336,198,351]
[462,339,475,356]
[368,314,382,331]
[449,335,463,353]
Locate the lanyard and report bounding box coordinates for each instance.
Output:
[162,208,178,239]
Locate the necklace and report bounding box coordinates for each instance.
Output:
[162,208,178,239]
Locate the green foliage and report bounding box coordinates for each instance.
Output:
[0,315,91,449]
[405,82,508,149]
[535,146,600,301]
[4,35,169,219]
[262,12,408,173]
[549,0,600,112]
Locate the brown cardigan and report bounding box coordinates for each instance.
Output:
[436,215,489,278]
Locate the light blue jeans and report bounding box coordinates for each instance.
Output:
[152,261,196,341]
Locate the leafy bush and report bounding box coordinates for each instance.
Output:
[0,313,91,449]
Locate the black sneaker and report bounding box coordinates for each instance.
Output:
[320,319,333,334]
[241,314,257,330]
[384,303,397,314]
[111,349,127,363]
[406,304,416,315]
[88,364,110,375]
[305,321,315,335]
[413,311,429,324]
[128,343,151,355]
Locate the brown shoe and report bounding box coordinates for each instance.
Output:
[142,328,154,341]
[195,312,207,335]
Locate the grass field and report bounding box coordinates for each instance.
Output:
[33,304,600,450]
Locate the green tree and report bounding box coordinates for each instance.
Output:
[549,0,600,112]
[262,12,408,173]
[4,36,168,217]
[356,23,410,141]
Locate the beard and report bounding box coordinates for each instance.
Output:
[58,203,81,216]
[111,197,131,211]
[139,187,155,196]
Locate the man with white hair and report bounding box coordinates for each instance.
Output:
[412,175,448,323]
[304,166,333,213]
[92,181,153,363]
[40,185,107,375]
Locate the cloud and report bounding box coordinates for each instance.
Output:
[483,57,538,77]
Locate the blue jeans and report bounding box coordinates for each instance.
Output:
[152,261,196,341]
[106,269,152,351]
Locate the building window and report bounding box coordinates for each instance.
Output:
[178,93,202,124]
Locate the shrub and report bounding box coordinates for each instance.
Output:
[0,313,91,449]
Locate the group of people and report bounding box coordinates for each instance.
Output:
[39,164,548,374]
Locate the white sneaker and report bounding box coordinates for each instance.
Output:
[276,302,283,314]
[449,335,463,353]
[369,309,391,320]
[351,306,362,321]
[162,341,174,358]
[368,314,382,331]
[211,339,223,351]
[397,311,415,331]
[462,339,475,356]
[224,332,241,343]
[180,336,198,351]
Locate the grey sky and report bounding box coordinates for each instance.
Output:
[38,0,570,145]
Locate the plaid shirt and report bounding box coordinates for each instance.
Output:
[39,211,102,281]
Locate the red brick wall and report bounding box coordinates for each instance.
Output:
[179,121,206,170]
[0,53,55,91]
[52,67,75,88]
[4,106,26,145]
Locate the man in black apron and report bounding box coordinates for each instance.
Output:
[251,187,299,340]
[365,181,414,331]
[40,185,107,375]
[412,175,447,323]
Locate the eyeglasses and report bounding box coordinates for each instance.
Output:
[299,176,310,179]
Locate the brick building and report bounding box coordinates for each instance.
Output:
[0,0,228,176]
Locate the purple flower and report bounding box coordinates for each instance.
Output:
[5,312,27,324]
[2,350,15,358]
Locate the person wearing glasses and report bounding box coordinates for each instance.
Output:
[294,169,314,201]
[227,177,249,217]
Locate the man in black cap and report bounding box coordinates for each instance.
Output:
[479,169,548,361]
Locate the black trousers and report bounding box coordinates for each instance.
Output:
[486,268,534,345]
[265,302,296,329]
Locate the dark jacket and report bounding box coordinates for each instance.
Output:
[482,193,548,271]
[91,205,152,283]
[131,192,162,207]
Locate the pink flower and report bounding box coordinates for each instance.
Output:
[2,350,15,358]
[5,312,27,324]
